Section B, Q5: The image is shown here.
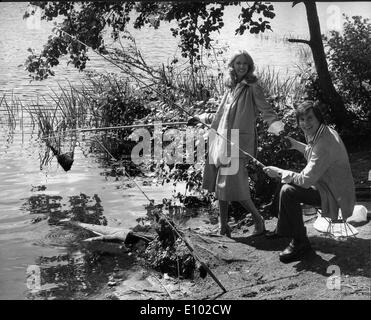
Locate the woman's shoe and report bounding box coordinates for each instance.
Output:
[265,229,282,239]
[220,225,232,238]
[251,216,266,236]
[251,228,267,237]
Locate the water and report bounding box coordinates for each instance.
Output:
[1,2,370,101]
[0,125,179,299]
[0,2,370,300]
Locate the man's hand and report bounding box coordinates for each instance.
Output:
[263,166,283,179]
[187,116,201,126]
[281,136,293,150]
[283,136,307,154]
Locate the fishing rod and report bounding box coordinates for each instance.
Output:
[40,121,188,141]
[93,136,152,203]
[54,27,266,169]
[92,135,227,293]
[42,27,275,293]
[80,121,188,132]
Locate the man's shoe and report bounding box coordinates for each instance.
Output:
[279,239,312,263]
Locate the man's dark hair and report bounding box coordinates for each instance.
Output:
[295,100,325,125]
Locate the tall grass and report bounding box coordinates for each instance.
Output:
[257,67,306,106]
[0,92,20,130]
[163,64,225,100]
[0,41,313,174]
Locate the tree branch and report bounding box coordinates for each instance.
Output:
[287,38,311,46]
[292,1,303,8]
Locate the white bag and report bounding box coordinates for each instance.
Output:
[346,205,368,225]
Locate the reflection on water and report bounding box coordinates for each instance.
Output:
[25,247,135,300]
[22,193,107,226]
[18,186,137,300]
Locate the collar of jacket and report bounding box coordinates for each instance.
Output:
[304,124,326,160]
[306,124,326,145]
[232,78,256,90]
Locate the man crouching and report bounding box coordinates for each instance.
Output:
[263,100,355,263]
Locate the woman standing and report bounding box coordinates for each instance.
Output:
[190,50,284,237]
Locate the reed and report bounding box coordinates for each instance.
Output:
[168,65,225,100]
[1,36,314,175]
[256,67,305,106]
[26,90,81,172]
[296,46,313,65]
[0,94,6,124]
[107,31,227,103]
[0,92,25,131]
[161,46,227,100]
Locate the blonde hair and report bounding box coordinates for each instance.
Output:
[225,50,257,89]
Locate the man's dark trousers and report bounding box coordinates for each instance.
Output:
[277,183,321,240]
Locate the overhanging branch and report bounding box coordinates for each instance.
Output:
[288,38,311,46]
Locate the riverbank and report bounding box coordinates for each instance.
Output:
[88,147,371,300]
[90,214,370,301]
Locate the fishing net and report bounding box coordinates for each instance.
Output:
[48,133,76,172]
[40,131,76,172]
[313,209,358,239]
[37,109,76,172]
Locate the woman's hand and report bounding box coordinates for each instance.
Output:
[263,166,283,179]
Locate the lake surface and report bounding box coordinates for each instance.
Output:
[0,1,370,300]
[1,2,370,101]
